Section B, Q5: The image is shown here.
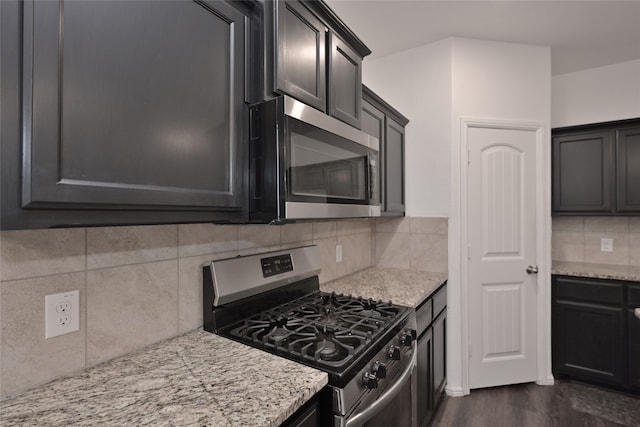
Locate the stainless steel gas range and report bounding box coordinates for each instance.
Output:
[203,245,417,427]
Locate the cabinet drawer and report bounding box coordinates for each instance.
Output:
[554,277,623,305]
[416,299,432,336]
[433,285,447,316]
[629,284,640,306]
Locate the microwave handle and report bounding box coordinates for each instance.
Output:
[345,342,417,427]
[368,156,377,201]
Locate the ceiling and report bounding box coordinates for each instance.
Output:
[324,0,640,75]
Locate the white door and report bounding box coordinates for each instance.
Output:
[467,125,538,389]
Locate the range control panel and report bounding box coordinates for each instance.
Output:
[260,253,294,278]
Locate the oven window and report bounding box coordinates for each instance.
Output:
[288,118,368,201]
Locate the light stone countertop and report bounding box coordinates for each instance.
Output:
[321,267,447,308]
[552,261,640,283]
[0,330,328,427]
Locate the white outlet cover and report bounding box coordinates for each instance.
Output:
[601,238,613,252]
[336,244,343,263]
[45,290,80,339]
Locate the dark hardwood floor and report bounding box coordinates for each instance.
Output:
[431,381,640,427]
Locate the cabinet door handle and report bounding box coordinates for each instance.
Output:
[635,308,640,319]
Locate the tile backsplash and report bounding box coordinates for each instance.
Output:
[0,220,374,398]
[552,216,640,265]
[374,217,448,273]
[0,216,449,398]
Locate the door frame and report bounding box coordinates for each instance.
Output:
[447,117,554,396]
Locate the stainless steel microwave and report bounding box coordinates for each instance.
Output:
[249,95,380,223]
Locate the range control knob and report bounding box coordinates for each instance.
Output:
[372,361,387,379]
[362,371,378,389]
[400,331,414,347]
[388,345,401,360]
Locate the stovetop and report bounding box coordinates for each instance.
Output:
[222,291,404,369]
[202,245,413,387]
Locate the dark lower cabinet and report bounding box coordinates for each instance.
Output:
[417,327,433,427]
[2,0,257,229]
[552,275,640,394]
[416,282,447,427]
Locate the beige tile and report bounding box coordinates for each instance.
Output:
[584,232,629,265]
[584,217,629,233]
[410,234,448,273]
[375,232,411,269]
[551,231,585,263]
[178,251,238,334]
[629,234,640,266]
[238,244,282,256]
[336,232,373,278]
[314,237,338,284]
[552,216,584,232]
[0,229,85,281]
[87,225,177,270]
[178,224,238,258]
[336,219,372,236]
[238,225,280,250]
[280,240,313,251]
[630,218,640,233]
[86,260,178,366]
[312,221,336,240]
[280,223,313,244]
[375,217,410,233]
[409,217,448,235]
[0,272,86,398]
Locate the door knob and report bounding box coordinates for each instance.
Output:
[635,308,640,319]
[526,265,539,274]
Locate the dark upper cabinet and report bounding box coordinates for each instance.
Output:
[552,119,640,215]
[328,33,362,128]
[274,0,326,112]
[268,0,369,128]
[2,0,256,229]
[552,131,613,213]
[552,276,640,393]
[362,86,408,216]
[616,126,640,212]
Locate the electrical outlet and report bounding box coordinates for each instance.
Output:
[600,238,613,252]
[336,244,343,263]
[45,290,79,339]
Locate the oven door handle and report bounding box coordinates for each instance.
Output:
[345,342,417,427]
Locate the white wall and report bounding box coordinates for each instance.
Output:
[363,39,452,217]
[552,59,640,127]
[365,37,552,396]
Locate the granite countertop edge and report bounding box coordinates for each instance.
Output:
[552,261,640,283]
[320,266,448,308]
[0,330,328,427]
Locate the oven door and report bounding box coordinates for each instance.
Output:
[340,345,417,427]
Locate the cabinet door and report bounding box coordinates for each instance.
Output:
[553,300,625,384]
[616,126,640,212]
[432,310,446,406]
[362,100,386,211]
[384,118,406,215]
[552,131,613,213]
[275,0,326,112]
[417,328,433,427]
[629,309,640,389]
[22,0,246,211]
[328,33,362,128]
